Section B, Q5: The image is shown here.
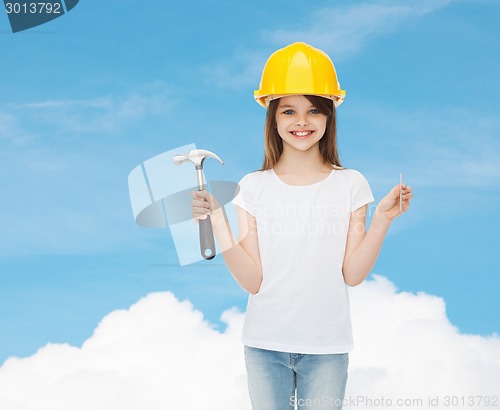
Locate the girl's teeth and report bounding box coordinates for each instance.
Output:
[293,131,310,136]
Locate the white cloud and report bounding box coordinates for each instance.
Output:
[0,275,498,410]
[200,50,266,91]
[0,84,178,256]
[11,81,176,135]
[202,0,455,91]
[0,292,250,410]
[342,103,500,227]
[0,112,36,148]
[336,102,500,232]
[348,104,500,189]
[267,0,454,59]
[347,275,500,406]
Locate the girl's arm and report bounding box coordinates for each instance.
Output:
[342,205,390,286]
[192,190,263,294]
[342,183,413,287]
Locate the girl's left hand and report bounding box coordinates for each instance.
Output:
[376,184,413,221]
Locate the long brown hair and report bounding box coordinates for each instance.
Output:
[257,95,344,171]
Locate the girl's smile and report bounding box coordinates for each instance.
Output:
[290,130,314,138]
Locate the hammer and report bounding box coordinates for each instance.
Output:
[173,149,224,260]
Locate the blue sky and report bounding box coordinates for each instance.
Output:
[0,0,499,365]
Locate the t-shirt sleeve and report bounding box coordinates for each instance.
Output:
[232,173,256,216]
[351,170,375,212]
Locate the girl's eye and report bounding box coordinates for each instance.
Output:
[283,109,294,115]
[309,108,320,114]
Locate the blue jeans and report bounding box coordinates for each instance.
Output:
[244,345,349,410]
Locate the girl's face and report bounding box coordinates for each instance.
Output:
[275,95,327,153]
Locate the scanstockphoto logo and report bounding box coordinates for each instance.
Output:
[3,0,79,33]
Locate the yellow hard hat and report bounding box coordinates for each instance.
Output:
[254,42,346,108]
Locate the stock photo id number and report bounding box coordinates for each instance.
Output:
[3,0,79,32]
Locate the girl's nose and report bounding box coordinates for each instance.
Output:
[296,115,309,127]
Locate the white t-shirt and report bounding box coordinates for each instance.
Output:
[231,167,374,354]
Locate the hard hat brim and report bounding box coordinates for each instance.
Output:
[254,92,346,108]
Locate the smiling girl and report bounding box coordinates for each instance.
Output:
[192,42,413,410]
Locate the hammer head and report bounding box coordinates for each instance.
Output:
[173,149,224,168]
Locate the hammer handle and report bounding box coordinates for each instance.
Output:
[199,214,216,260]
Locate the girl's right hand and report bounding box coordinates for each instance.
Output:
[190,190,221,223]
